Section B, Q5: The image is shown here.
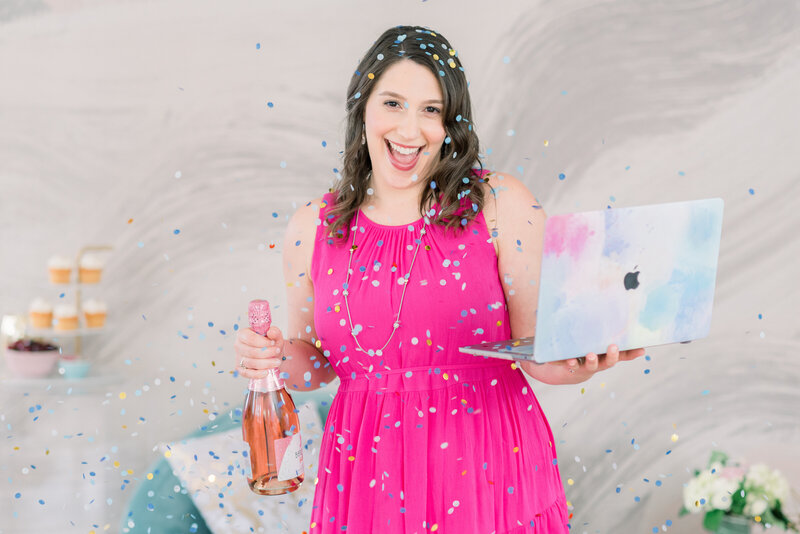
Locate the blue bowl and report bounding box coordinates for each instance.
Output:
[59,360,91,379]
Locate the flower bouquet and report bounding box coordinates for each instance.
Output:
[681,451,798,533]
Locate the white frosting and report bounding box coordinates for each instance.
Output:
[83,299,107,314]
[80,254,105,269]
[53,303,78,318]
[48,255,74,269]
[29,298,53,313]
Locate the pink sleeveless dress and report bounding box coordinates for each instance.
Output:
[308,183,569,533]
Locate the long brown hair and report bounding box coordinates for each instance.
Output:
[325,25,490,242]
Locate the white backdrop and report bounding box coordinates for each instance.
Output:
[1,0,798,532]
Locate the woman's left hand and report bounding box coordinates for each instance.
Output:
[521,345,646,385]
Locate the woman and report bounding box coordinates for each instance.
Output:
[235,25,645,533]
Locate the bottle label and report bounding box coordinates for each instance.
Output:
[241,440,253,479]
[274,433,304,481]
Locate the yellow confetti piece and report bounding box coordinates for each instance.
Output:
[147,473,154,480]
[164,451,172,458]
[433,54,439,60]
[567,478,574,485]
[315,340,322,348]
[448,59,456,68]
[566,500,572,507]
[426,339,432,346]
[211,360,216,366]
[45,449,50,455]
[461,470,467,476]
[203,409,209,414]
[327,268,334,275]
[119,392,126,400]
[113,460,120,468]
[755,516,762,523]
[126,469,133,475]
[443,373,449,380]
[671,433,679,442]
[348,456,355,461]
[13,446,19,451]
[127,218,133,224]
[432,524,439,532]
[544,140,549,147]
[600,382,606,388]
[496,320,502,326]
[367,73,375,79]
[513,446,519,453]
[448,48,456,56]
[510,362,517,370]
[580,388,586,394]
[334,305,340,313]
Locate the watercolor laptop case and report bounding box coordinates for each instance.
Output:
[460,198,724,363]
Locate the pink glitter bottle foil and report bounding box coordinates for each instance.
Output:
[248,299,283,392]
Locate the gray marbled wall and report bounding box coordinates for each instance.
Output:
[1,0,798,532]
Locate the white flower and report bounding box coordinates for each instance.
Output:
[744,463,790,504]
[684,469,739,513]
[745,493,769,517]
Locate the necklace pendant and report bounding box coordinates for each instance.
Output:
[343,289,349,296]
[393,321,400,329]
[375,349,382,356]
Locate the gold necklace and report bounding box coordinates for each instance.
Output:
[342,209,428,357]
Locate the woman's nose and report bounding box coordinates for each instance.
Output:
[395,109,421,140]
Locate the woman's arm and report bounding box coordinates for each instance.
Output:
[487,173,644,386]
[278,198,337,391]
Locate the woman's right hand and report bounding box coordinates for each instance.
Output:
[234,325,285,379]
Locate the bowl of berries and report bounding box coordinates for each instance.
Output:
[5,338,60,378]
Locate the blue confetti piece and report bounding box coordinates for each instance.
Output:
[558,173,566,181]
[749,188,755,195]
[503,56,510,64]
[174,229,180,235]
[322,140,327,147]
[267,102,274,108]
[256,43,260,50]
[208,321,214,327]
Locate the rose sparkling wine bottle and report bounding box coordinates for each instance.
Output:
[242,299,304,495]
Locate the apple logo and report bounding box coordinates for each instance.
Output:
[624,270,640,290]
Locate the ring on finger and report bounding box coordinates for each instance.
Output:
[240,357,247,370]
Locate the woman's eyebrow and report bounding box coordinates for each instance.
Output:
[378,90,443,105]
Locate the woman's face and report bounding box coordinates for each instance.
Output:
[363,59,446,190]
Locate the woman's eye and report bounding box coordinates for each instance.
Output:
[385,100,400,108]
[425,106,441,114]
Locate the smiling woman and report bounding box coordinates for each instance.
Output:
[324,26,486,240]
[233,24,644,534]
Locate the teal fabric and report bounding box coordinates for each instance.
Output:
[120,391,332,533]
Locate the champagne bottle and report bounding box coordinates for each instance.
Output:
[242,299,304,495]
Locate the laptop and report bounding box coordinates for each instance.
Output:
[459,198,724,363]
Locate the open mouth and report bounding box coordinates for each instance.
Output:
[385,139,423,171]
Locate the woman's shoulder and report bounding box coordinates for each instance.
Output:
[475,170,542,214]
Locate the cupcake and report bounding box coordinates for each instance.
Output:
[79,254,105,284]
[28,298,53,329]
[53,304,79,331]
[48,255,74,284]
[83,299,107,328]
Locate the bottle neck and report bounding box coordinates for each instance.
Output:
[248,368,284,392]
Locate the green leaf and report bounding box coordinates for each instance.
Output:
[729,487,747,516]
[704,510,724,531]
[708,450,729,469]
[679,506,690,517]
